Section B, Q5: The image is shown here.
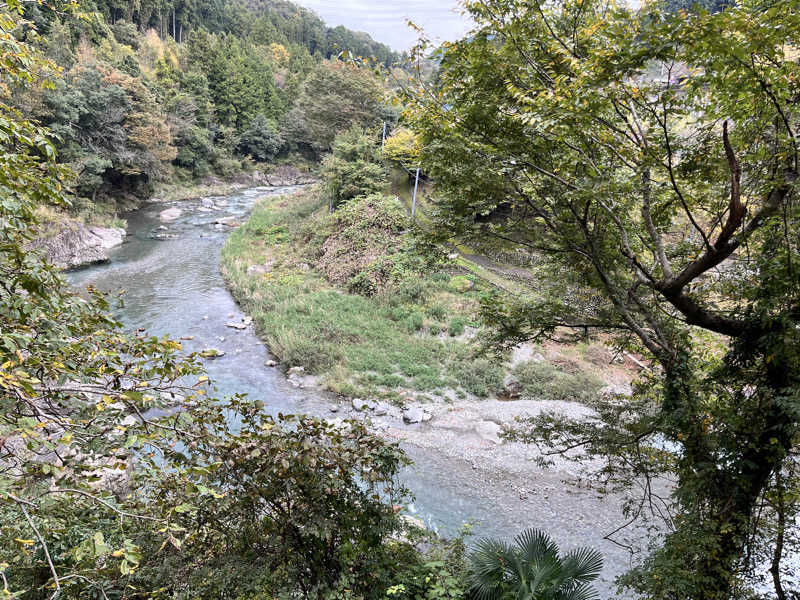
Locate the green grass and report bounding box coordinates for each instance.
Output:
[512,359,603,403]
[221,187,506,403]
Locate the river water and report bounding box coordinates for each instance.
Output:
[69,186,639,597]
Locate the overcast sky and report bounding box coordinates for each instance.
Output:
[294,1,472,51]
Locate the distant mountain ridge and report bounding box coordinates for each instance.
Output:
[29,0,399,65]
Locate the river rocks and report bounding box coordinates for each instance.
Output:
[352,398,373,412]
[501,374,523,399]
[475,421,503,444]
[329,404,340,413]
[149,232,179,241]
[265,359,277,367]
[287,366,308,388]
[226,316,253,330]
[29,222,126,270]
[403,407,426,424]
[214,217,241,227]
[373,402,389,416]
[159,207,182,221]
[200,348,225,358]
[399,514,426,530]
[248,264,268,276]
[599,383,633,398]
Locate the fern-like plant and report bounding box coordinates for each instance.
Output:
[467,528,603,600]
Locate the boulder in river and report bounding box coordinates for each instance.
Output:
[159,207,182,221]
[200,348,225,358]
[226,316,253,330]
[352,398,378,412]
[29,222,125,270]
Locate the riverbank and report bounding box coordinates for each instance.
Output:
[35,165,317,271]
[221,187,634,410]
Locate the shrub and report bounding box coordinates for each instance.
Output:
[513,360,602,403]
[149,413,410,598]
[427,303,447,320]
[405,311,425,332]
[322,125,388,208]
[448,316,467,337]
[316,194,409,295]
[429,323,442,336]
[394,278,430,304]
[448,275,476,293]
[448,358,504,397]
[468,528,602,600]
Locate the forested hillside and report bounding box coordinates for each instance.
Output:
[14,0,396,221]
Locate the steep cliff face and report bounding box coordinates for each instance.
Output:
[30,222,125,270]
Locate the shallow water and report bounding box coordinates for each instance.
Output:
[69,186,637,596]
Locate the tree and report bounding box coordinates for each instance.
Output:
[43,43,175,200]
[1,5,411,598]
[0,4,205,595]
[321,125,388,208]
[383,127,421,170]
[406,0,800,597]
[468,529,603,600]
[239,112,284,161]
[283,59,389,155]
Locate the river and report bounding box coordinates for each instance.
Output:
[69,186,640,597]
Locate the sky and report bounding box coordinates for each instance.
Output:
[293,1,472,51]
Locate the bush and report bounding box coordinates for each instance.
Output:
[448,358,504,397]
[429,323,442,336]
[322,125,388,208]
[405,311,425,332]
[427,303,448,320]
[448,316,468,337]
[513,360,602,402]
[448,275,476,293]
[394,278,431,304]
[148,412,410,599]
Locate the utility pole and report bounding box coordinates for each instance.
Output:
[411,168,420,221]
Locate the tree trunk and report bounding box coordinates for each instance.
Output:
[770,471,787,600]
[663,343,796,600]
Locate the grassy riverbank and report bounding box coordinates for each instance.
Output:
[222,187,612,405]
[221,187,506,402]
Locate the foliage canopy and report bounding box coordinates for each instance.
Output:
[406,0,800,597]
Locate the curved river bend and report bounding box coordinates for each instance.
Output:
[70,186,636,597]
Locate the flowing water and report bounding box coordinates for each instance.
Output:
[69,186,638,596]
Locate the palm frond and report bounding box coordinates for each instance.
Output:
[560,547,604,583]
[468,537,516,600]
[553,582,601,600]
[515,528,560,566]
